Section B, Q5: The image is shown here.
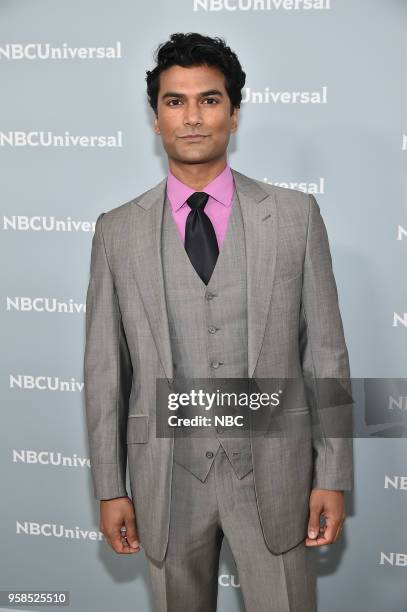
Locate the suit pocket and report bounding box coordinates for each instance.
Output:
[126,414,149,444]
[284,406,310,414]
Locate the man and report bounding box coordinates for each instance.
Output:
[84,32,353,612]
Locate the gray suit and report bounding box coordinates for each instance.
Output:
[83,167,353,608]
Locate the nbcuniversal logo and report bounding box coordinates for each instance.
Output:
[2,215,96,232]
[384,476,407,490]
[6,297,86,314]
[193,0,331,10]
[0,42,122,60]
[16,521,104,541]
[241,86,327,104]
[393,313,407,328]
[0,130,123,148]
[397,226,407,240]
[13,449,90,468]
[380,552,407,567]
[263,177,325,194]
[218,574,240,587]
[9,374,84,392]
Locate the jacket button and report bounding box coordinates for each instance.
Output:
[206,451,214,459]
[211,360,220,369]
[208,326,217,334]
[217,426,224,434]
[205,291,216,300]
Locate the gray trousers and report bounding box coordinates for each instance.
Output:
[145,446,317,612]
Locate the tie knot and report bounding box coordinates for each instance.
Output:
[186,191,209,210]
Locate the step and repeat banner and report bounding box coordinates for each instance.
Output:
[1,1,406,611]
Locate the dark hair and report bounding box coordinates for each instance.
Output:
[145,32,246,116]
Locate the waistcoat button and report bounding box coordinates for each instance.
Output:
[206,451,214,459]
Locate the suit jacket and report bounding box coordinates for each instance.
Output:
[83,167,354,562]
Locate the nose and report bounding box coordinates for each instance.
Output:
[183,101,203,126]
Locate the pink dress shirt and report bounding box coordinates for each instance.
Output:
[165,162,235,250]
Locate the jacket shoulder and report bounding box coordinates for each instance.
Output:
[268,182,311,221]
[96,177,166,231]
[235,169,311,224]
[233,168,310,205]
[258,178,310,206]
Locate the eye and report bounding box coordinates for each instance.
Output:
[166,97,219,106]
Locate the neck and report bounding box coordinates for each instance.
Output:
[168,157,228,190]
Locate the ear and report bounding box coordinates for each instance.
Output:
[154,114,160,135]
[231,106,240,133]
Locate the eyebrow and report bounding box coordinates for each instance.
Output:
[161,89,224,101]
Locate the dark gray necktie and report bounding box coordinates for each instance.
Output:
[184,192,219,285]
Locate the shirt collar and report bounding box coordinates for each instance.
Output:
[166,162,234,213]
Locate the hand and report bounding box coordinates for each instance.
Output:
[305,489,346,547]
[99,496,141,554]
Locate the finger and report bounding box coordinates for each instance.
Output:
[333,517,345,542]
[320,517,337,544]
[305,524,327,547]
[306,519,338,547]
[305,534,328,546]
[124,517,140,549]
[106,531,139,554]
[119,528,130,548]
[307,507,321,540]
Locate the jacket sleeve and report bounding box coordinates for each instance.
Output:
[298,194,354,491]
[83,212,133,500]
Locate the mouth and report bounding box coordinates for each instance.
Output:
[179,135,208,140]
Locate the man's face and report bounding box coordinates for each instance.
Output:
[154,64,239,165]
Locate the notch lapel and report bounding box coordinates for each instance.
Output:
[131,177,174,383]
[231,169,278,378]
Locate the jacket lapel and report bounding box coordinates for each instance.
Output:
[131,167,278,383]
[131,177,174,382]
[231,169,277,378]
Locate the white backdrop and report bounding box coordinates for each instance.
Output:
[1,1,406,611]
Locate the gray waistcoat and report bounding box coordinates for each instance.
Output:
[161,186,253,482]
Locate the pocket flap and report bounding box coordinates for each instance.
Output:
[126,414,149,443]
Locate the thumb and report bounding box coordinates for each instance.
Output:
[308,507,320,539]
